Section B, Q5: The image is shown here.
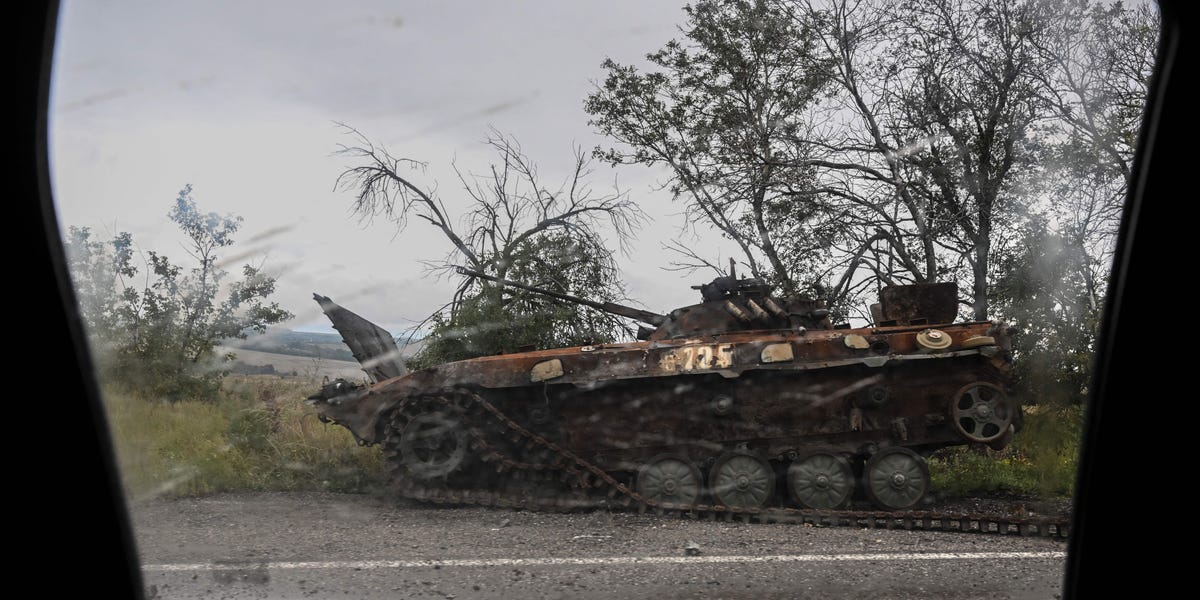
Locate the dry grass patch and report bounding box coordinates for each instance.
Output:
[103,375,383,500]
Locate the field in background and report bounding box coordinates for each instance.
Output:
[216,327,425,380]
[216,345,366,381]
[224,328,358,362]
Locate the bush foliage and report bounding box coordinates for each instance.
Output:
[65,185,291,401]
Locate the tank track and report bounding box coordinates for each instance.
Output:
[380,390,1069,538]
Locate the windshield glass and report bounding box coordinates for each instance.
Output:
[50,1,1159,598]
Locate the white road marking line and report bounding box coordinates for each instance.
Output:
[144,551,1066,572]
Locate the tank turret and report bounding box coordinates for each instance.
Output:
[455,266,833,340]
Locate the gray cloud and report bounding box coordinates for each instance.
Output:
[51,0,734,336]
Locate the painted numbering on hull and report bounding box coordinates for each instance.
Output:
[659,344,735,372]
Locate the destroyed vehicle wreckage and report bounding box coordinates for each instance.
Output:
[307,269,1017,512]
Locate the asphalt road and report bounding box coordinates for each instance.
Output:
[133,492,1067,599]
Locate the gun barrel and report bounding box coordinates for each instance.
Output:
[456,266,666,326]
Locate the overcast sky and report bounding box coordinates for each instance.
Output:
[49,0,740,335]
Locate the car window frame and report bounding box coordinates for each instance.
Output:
[22,1,1190,597]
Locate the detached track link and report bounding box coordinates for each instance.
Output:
[381,391,1070,538]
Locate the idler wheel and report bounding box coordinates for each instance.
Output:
[398,411,469,480]
[864,447,929,510]
[787,451,854,509]
[951,382,1015,443]
[709,451,774,509]
[636,454,703,508]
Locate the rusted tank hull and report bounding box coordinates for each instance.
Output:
[311,318,1014,512]
[318,321,1010,446]
[499,357,1007,468]
[305,265,1034,513]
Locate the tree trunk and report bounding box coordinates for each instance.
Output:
[972,236,990,321]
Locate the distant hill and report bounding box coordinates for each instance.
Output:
[225,328,355,361]
[218,328,426,383]
[224,327,425,363]
[216,345,366,381]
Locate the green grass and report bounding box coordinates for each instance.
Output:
[929,404,1084,498]
[103,375,383,500]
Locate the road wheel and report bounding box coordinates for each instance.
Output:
[709,451,774,509]
[398,410,469,480]
[864,447,929,510]
[787,451,854,509]
[636,454,703,508]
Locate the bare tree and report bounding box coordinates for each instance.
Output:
[787,0,1052,319]
[334,126,645,363]
[786,0,946,297]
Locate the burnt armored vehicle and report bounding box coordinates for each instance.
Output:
[308,269,1017,513]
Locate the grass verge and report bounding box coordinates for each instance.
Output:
[103,375,383,500]
[929,404,1084,498]
[104,374,1082,501]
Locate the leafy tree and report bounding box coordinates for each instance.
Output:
[335,128,644,367]
[590,0,1153,326]
[64,185,293,400]
[585,0,1155,408]
[587,0,1053,321]
[991,219,1100,406]
[585,0,835,297]
[64,227,136,343]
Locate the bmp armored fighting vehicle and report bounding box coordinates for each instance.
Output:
[307,268,1017,513]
